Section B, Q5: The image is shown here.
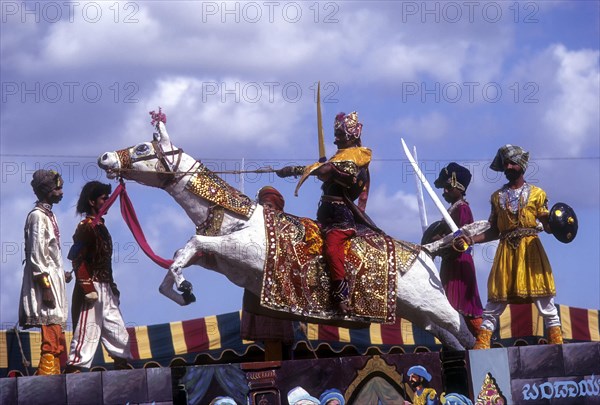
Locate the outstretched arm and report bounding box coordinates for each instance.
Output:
[275,165,305,178]
[457,204,500,246]
[312,162,356,186]
[471,225,500,244]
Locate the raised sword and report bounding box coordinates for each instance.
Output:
[401,138,473,251]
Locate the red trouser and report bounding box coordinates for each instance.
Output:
[40,324,65,356]
[324,229,355,281]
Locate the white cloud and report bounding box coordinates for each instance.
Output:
[367,185,423,243]
[542,45,600,156]
[117,76,316,156]
[507,43,599,158]
[38,5,160,70]
[5,2,514,87]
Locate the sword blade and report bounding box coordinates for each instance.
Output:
[317,81,326,163]
[413,146,429,233]
[401,138,459,233]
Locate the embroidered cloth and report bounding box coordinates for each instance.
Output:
[186,165,255,218]
[260,209,420,323]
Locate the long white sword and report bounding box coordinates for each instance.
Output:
[401,138,459,233]
[401,138,480,253]
[413,146,429,233]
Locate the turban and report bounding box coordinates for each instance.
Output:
[31,170,63,198]
[334,111,362,141]
[257,186,285,211]
[287,387,319,405]
[319,388,345,405]
[434,162,472,192]
[407,365,432,382]
[490,144,529,172]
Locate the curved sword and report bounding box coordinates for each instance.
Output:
[294,81,327,196]
[317,81,326,163]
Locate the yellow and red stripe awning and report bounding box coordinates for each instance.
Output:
[2,304,597,376]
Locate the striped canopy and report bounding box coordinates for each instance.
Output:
[2,303,598,377]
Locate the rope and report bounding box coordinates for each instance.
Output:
[13,324,31,376]
[111,166,276,176]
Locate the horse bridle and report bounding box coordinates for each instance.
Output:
[115,140,188,188]
[114,140,229,234]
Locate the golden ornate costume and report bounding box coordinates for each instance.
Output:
[474,145,562,349]
[279,111,375,311]
[412,388,439,405]
[487,183,556,303]
[294,146,372,196]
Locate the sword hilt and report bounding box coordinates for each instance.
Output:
[451,230,472,253]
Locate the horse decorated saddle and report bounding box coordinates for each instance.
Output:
[260,209,421,324]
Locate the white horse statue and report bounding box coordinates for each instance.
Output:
[98,118,475,350]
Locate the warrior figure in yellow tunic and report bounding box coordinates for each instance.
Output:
[459,145,562,349]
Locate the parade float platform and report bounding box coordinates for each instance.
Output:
[2,303,599,404]
[1,342,599,404]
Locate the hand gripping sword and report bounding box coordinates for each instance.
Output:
[401,139,483,252]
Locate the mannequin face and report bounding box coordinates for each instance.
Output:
[89,194,109,216]
[442,185,463,204]
[504,161,524,182]
[333,129,355,149]
[43,180,64,205]
[409,374,424,390]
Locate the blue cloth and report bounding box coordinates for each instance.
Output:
[408,365,432,382]
[319,388,345,404]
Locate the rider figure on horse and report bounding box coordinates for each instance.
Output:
[277,111,377,314]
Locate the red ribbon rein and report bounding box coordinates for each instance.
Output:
[92,181,174,269]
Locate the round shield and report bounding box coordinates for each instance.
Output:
[548,202,578,243]
[421,220,450,245]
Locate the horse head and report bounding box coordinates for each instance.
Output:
[98,111,260,240]
[98,121,187,189]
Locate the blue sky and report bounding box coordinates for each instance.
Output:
[1,1,598,330]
